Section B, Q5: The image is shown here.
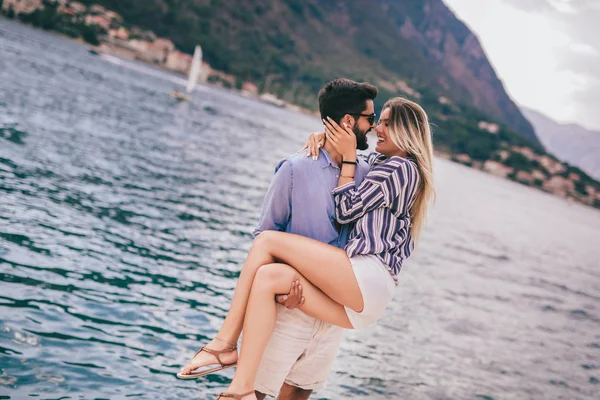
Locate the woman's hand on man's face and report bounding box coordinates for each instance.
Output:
[324,117,357,161]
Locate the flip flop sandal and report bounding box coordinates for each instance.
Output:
[217,391,255,399]
[176,345,237,379]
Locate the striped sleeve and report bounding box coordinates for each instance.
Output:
[332,159,416,223]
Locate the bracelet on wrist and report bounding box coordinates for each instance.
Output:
[342,160,357,165]
[341,175,354,179]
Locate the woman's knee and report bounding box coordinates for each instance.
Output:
[253,230,279,250]
[254,263,295,291]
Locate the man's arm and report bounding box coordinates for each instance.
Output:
[254,159,293,236]
[254,160,305,309]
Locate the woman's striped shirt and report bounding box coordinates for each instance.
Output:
[332,153,420,283]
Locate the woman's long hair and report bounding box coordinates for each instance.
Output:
[383,97,435,244]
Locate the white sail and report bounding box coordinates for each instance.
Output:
[186,45,202,94]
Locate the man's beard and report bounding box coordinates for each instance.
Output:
[353,124,369,151]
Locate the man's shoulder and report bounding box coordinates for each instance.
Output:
[273,151,315,177]
[280,150,323,170]
[281,150,369,172]
[356,154,370,172]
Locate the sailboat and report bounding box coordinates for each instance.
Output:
[170,45,202,101]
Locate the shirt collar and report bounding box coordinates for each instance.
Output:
[368,152,387,166]
[369,152,417,166]
[319,148,339,169]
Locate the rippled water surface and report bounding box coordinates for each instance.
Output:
[1,18,599,400]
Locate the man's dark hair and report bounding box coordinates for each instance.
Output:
[318,78,378,123]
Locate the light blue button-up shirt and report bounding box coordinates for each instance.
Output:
[255,148,369,248]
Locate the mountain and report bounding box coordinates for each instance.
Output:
[380,0,539,145]
[76,0,540,148]
[522,107,600,180]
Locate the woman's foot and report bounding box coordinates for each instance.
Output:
[216,387,257,399]
[179,338,238,376]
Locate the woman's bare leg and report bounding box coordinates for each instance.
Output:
[180,231,362,375]
[248,231,364,311]
[225,262,353,397]
[179,234,280,373]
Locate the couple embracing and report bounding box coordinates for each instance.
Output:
[177,78,435,399]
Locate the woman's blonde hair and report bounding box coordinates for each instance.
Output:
[382,97,435,244]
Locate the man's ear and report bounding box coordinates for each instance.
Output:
[342,114,355,128]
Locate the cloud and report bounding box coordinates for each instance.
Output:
[560,6,600,51]
[444,0,600,129]
[570,43,598,56]
[503,0,600,43]
[571,77,600,130]
[503,0,597,13]
[556,42,600,76]
[535,1,600,129]
[501,0,556,12]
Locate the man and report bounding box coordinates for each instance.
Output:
[253,78,378,399]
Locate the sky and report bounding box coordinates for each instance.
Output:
[443,0,600,131]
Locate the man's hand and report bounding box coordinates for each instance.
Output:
[276,280,305,310]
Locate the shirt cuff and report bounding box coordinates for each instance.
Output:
[332,181,355,195]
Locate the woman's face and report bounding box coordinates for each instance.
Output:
[375,107,402,157]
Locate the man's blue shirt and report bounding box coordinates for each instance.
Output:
[255,148,369,248]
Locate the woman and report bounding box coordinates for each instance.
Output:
[178,97,435,399]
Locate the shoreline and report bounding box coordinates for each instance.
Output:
[2,15,599,210]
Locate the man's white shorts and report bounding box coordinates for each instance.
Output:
[254,304,343,397]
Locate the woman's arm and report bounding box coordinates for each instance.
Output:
[322,117,358,189]
[299,132,325,160]
[333,160,417,223]
[323,117,419,224]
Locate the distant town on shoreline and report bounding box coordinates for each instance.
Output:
[2,0,600,210]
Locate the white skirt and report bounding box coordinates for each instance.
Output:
[344,254,396,329]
